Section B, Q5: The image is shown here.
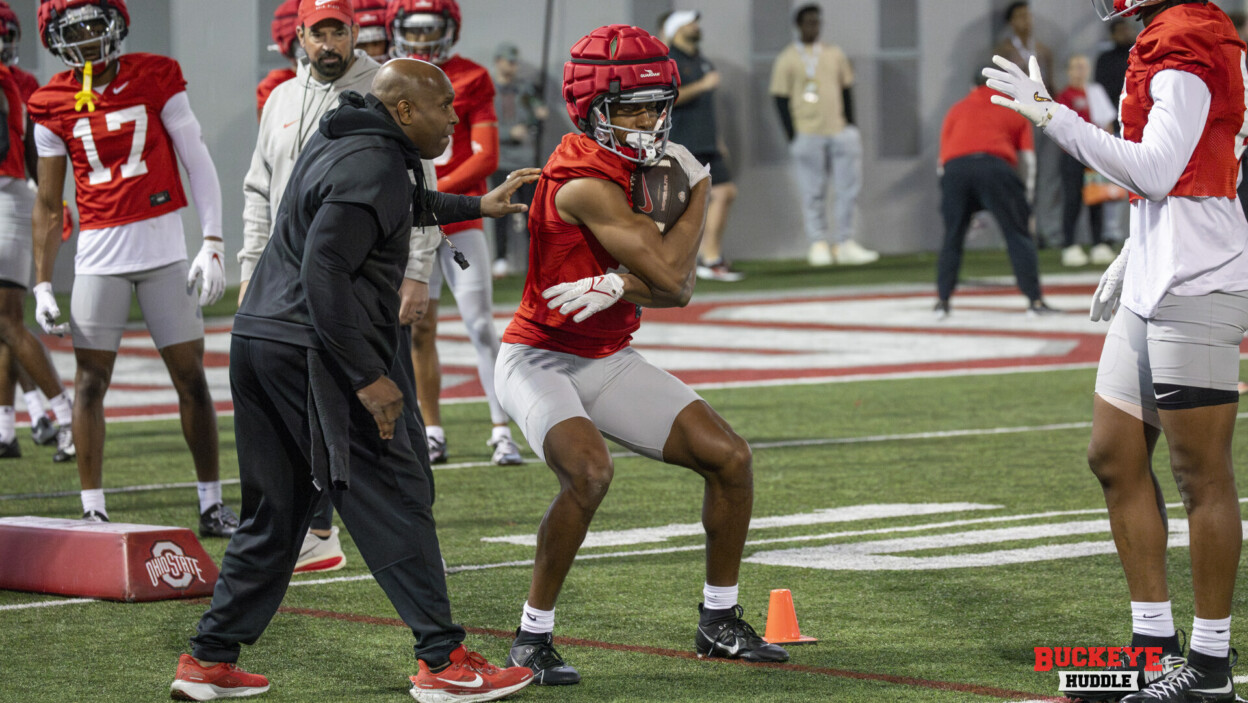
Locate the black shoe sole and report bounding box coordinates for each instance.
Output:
[52,451,74,463]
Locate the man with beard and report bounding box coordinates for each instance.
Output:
[240,0,442,574]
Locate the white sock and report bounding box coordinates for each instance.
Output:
[703,583,739,611]
[1131,600,1176,639]
[23,391,45,423]
[48,393,72,427]
[520,601,555,635]
[426,425,445,442]
[491,425,511,442]
[197,481,222,514]
[81,488,106,517]
[0,407,15,443]
[1190,616,1231,659]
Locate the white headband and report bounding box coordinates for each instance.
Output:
[663,10,699,40]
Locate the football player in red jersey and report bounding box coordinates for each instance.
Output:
[255,0,299,121]
[388,0,524,466]
[0,0,77,460]
[493,25,789,684]
[28,0,239,537]
[987,1,1248,700]
[354,0,391,62]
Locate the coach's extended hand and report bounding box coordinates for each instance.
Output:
[480,168,541,218]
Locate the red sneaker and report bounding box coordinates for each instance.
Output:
[170,653,270,700]
[409,645,534,703]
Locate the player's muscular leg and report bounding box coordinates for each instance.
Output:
[73,348,116,489]
[661,401,753,587]
[410,299,443,427]
[0,343,13,407]
[0,288,63,397]
[159,339,220,482]
[1159,403,1240,620]
[528,417,615,610]
[1088,394,1168,602]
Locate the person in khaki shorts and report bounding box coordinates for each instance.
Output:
[770,3,877,267]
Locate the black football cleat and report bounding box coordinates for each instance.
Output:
[695,604,790,663]
[82,510,109,523]
[199,503,240,538]
[31,416,59,446]
[52,427,75,463]
[0,438,20,459]
[505,629,580,685]
[1120,649,1237,702]
[1066,633,1185,702]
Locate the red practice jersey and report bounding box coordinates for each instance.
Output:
[434,54,496,234]
[27,53,189,230]
[256,67,296,121]
[10,66,39,103]
[0,65,26,179]
[502,133,641,358]
[1121,2,1248,199]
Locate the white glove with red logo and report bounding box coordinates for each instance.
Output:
[188,239,226,306]
[982,55,1057,129]
[33,282,68,336]
[1090,239,1130,322]
[664,142,711,187]
[542,273,625,323]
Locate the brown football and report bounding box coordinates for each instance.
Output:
[630,155,691,234]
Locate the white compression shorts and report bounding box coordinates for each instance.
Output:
[1095,290,1248,427]
[0,178,33,288]
[495,342,701,462]
[70,260,203,352]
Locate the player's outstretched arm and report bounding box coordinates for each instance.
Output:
[163,92,226,306]
[31,155,69,336]
[557,176,709,304]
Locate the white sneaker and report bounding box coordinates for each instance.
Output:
[807,241,833,267]
[488,435,523,466]
[295,526,347,573]
[492,258,511,278]
[1089,243,1115,265]
[1061,244,1089,267]
[834,240,879,265]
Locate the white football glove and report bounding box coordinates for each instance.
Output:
[188,239,226,306]
[663,142,711,187]
[1090,239,1130,322]
[32,282,68,336]
[542,272,625,323]
[982,55,1057,129]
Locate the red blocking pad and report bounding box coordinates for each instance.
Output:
[0,516,219,602]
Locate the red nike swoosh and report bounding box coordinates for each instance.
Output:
[637,174,654,214]
[283,120,298,128]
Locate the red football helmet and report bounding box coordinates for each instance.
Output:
[1091,0,1167,20]
[270,0,299,60]
[38,0,130,71]
[387,0,459,63]
[354,0,390,57]
[0,1,19,66]
[563,24,680,166]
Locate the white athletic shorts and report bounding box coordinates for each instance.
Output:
[0,177,34,288]
[495,342,701,462]
[1095,290,1248,425]
[70,260,204,352]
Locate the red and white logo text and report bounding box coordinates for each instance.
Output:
[144,540,207,589]
[1035,647,1162,695]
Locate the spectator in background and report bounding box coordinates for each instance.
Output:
[489,42,547,279]
[935,71,1054,318]
[256,0,299,121]
[1056,54,1117,267]
[993,2,1053,82]
[354,0,391,63]
[665,10,744,282]
[1095,18,1134,111]
[770,4,877,267]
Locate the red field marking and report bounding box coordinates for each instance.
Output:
[256,604,1064,701]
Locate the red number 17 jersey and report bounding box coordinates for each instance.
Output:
[27,53,188,230]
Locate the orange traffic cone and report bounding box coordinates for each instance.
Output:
[762,588,817,644]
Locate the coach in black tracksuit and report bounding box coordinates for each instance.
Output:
[187,60,536,669]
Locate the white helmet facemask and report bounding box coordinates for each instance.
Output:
[47,4,125,70]
[390,13,455,63]
[589,87,676,166]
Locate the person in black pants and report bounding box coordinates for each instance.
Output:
[169,57,539,703]
[935,74,1055,318]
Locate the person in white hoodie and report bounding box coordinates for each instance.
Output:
[239,0,441,575]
